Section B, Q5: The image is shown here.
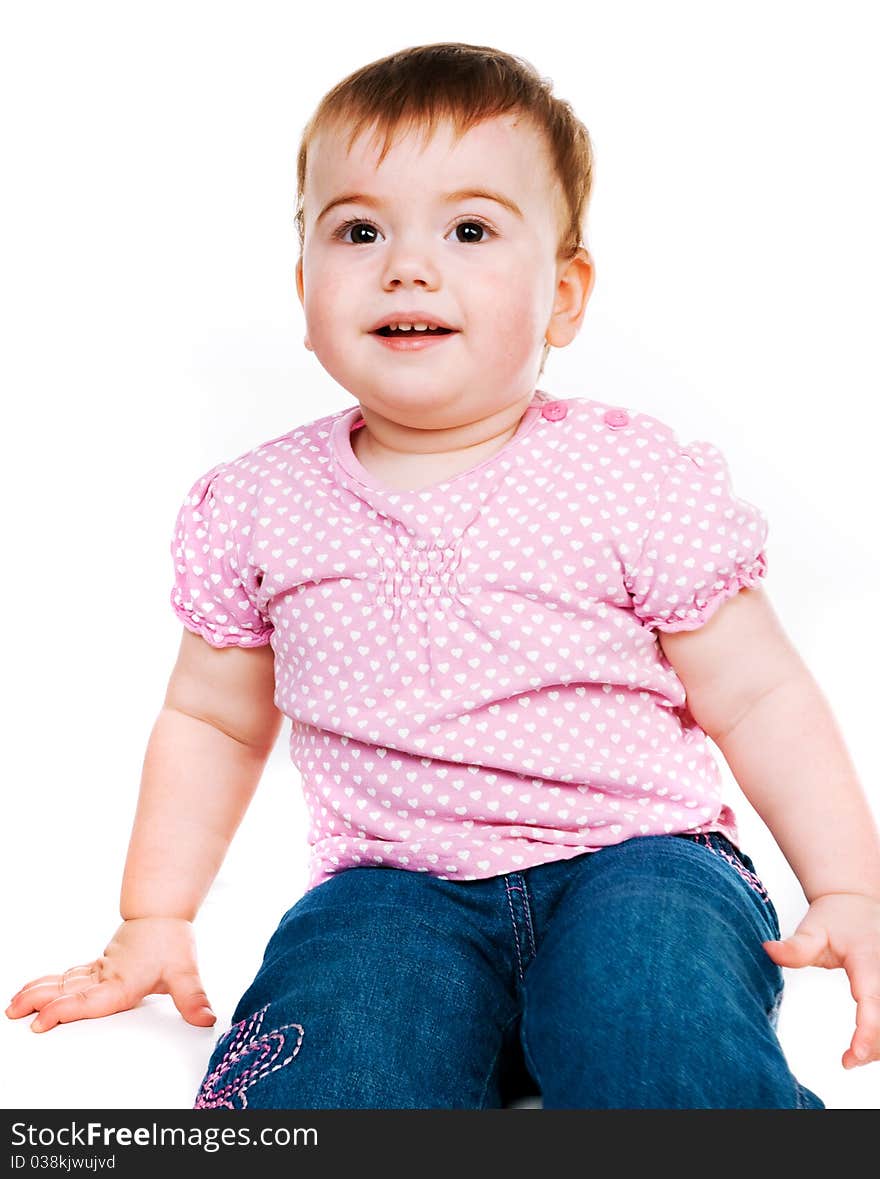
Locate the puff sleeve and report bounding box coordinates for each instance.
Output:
[169,463,273,648]
[625,439,769,633]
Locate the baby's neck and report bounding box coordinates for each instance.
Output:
[351,422,518,491]
[350,392,536,491]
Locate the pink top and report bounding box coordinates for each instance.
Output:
[170,390,768,892]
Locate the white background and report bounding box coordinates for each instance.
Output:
[2,0,878,1110]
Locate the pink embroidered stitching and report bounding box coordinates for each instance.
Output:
[695,833,771,902]
[194,1005,304,1109]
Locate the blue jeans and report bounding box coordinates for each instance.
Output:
[194,832,825,1109]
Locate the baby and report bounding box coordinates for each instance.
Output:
[7,42,879,1110]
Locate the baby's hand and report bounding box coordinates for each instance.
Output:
[5,917,216,1033]
[762,892,880,1070]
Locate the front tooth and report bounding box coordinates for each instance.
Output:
[412,323,429,331]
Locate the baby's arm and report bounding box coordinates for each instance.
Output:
[6,630,283,1033]
[659,585,880,1068]
[122,630,282,920]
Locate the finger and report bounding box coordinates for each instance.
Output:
[762,928,828,968]
[10,972,69,997]
[7,965,101,1017]
[8,966,94,1005]
[165,971,215,1026]
[15,963,100,993]
[842,952,880,1067]
[842,1045,872,1070]
[6,980,64,1017]
[31,980,131,1033]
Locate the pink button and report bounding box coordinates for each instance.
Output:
[603,408,629,429]
[541,400,568,421]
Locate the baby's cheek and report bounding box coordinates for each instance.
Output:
[304,282,347,343]
[490,299,545,362]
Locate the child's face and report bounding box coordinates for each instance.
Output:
[296,113,592,430]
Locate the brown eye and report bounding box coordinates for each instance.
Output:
[335,220,379,244]
[454,221,491,244]
[350,224,377,244]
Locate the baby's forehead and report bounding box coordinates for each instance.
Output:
[307,114,554,201]
[321,112,540,161]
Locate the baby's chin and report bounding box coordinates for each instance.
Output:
[354,388,539,443]
[350,385,474,426]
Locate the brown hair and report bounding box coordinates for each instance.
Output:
[294,42,594,262]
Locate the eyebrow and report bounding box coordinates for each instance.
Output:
[315,188,525,225]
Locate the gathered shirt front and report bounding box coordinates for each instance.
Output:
[170,389,769,893]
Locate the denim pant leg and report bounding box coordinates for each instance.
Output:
[193,865,521,1109]
[520,833,826,1109]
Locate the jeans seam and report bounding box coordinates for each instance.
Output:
[709,837,772,903]
[478,1011,521,1110]
[503,878,527,983]
[519,877,538,960]
[680,833,779,929]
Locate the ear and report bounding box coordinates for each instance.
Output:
[545,247,595,349]
[295,256,313,352]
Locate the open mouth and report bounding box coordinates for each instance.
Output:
[373,326,455,337]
